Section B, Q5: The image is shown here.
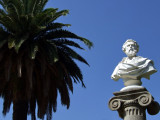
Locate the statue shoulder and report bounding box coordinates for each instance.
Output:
[137,56,145,59]
[121,57,127,63]
[135,56,154,64]
[136,56,149,61]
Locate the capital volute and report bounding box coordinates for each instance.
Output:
[108,98,121,111]
[138,93,152,107]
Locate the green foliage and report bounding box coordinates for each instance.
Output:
[0,0,93,120]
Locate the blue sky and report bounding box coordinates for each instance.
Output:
[1,0,160,120]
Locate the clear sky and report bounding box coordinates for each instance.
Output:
[1,0,160,120]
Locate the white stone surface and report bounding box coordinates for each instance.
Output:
[120,85,144,91]
[111,39,157,86]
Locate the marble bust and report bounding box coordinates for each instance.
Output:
[111,39,157,86]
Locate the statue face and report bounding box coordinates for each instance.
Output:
[124,42,138,57]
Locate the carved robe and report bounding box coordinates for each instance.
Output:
[111,56,157,81]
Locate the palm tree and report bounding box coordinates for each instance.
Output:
[0,0,92,120]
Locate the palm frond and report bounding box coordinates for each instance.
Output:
[58,81,70,109]
[0,8,6,16]
[41,0,49,9]
[45,23,71,31]
[4,52,12,82]
[5,0,24,18]
[27,0,39,15]
[40,40,59,64]
[29,42,39,59]
[33,0,49,13]
[58,48,85,87]
[2,84,12,115]
[43,29,92,48]
[53,39,84,49]
[43,9,69,25]
[34,8,58,25]
[59,45,89,65]
[14,34,29,53]
[0,0,5,9]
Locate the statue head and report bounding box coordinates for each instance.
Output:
[122,39,139,57]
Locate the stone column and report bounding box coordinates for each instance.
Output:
[108,87,159,120]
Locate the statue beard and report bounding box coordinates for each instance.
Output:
[125,49,137,57]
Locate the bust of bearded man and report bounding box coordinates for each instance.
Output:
[111,39,157,86]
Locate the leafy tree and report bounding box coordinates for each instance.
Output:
[0,0,92,120]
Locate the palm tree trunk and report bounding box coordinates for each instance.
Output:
[13,100,28,120]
